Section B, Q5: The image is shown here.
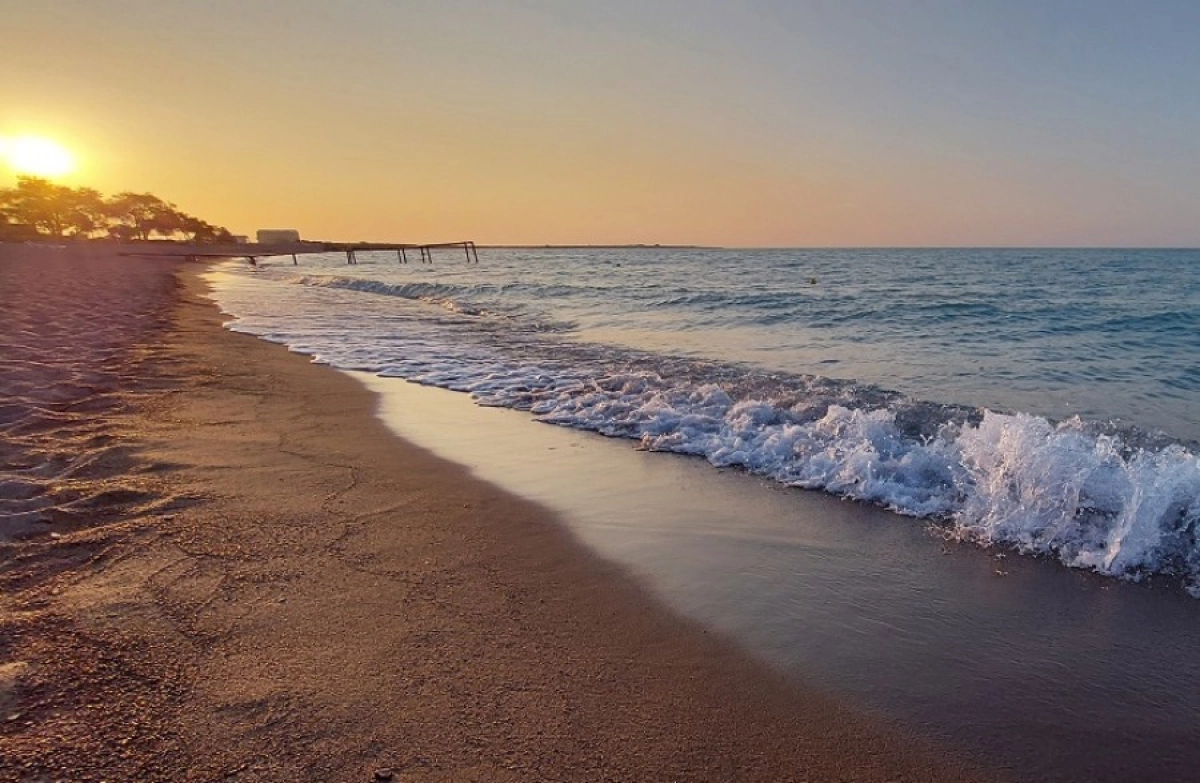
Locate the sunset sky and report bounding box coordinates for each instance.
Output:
[4,0,1199,246]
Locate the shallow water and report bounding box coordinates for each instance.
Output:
[208,248,1200,595]
[203,249,1200,780]
[360,375,1200,783]
[265,247,1200,439]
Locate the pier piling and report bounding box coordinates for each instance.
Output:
[122,240,480,266]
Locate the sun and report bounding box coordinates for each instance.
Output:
[1,136,76,179]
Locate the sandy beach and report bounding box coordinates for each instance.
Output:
[0,244,996,781]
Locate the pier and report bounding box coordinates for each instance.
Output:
[329,241,480,266]
[119,240,480,265]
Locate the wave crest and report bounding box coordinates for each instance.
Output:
[295,275,492,316]
[459,365,1200,593]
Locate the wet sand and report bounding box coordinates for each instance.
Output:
[362,375,1200,783]
[0,244,995,781]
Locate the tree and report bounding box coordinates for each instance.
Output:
[0,176,77,236]
[0,199,39,242]
[63,187,106,237]
[177,213,234,243]
[105,192,181,240]
[0,178,233,242]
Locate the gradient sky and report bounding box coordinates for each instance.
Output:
[4,0,1199,246]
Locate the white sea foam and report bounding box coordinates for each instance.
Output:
[212,258,1200,596]
[953,415,1200,588]
[396,352,1200,593]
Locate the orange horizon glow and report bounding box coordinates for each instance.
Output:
[5,3,1199,248]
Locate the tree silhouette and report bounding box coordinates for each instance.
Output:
[0,176,233,242]
[105,192,179,240]
[0,177,76,236]
[65,188,107,236]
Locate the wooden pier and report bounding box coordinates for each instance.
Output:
[119,240,480,266]
[331,241,480,266]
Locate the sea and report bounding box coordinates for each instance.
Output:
[208,247,1200,780]
[211,247,1200,590]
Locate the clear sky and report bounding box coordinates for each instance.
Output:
[4,0,1199,246]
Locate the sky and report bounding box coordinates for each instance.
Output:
[3,0,1199,246]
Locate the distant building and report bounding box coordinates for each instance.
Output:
[256,229,301,244]
[230,235,249,244]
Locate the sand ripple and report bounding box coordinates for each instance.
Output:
[0,247,180,542]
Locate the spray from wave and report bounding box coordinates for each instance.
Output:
[221,260,1200,596]
[380,354,1200,596]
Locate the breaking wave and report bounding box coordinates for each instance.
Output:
[295,275,497,317]
[217,251,1200,596]
[363,349,1200,595]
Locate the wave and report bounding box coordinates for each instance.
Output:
[291,275,576,332]
[295,275,496,316]
[217,258,1200,596]
[376,355,1200,595]
[1098,309,1200,332]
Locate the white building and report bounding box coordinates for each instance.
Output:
[256,229,301,244]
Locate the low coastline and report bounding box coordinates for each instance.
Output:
[0,245,992,781]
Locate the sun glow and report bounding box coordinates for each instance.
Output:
[1,136,76,179]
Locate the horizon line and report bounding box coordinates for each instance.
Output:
[473,243,1200,251]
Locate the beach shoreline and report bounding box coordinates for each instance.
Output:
[0,244,993,781]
